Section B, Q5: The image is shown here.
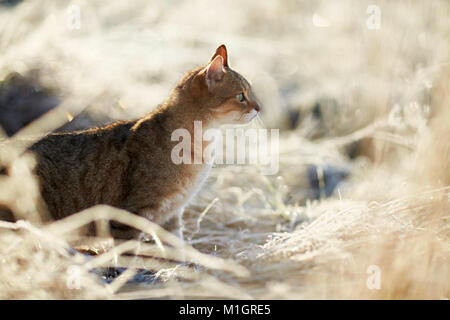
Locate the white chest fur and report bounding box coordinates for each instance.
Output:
[145,137,216,225]
[180,163,212,208]
[152,163,212,224]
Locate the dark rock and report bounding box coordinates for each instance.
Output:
[306,164,349,199]
[92,267,158,285]
[0,72,60,136]
[0,0,23,7]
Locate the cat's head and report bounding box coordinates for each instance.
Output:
[178,45,261,125]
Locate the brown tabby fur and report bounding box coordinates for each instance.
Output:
[28,45,260,238]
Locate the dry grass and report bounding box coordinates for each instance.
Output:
[0,0,449,299]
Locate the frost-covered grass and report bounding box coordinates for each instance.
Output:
[0,0,449,299]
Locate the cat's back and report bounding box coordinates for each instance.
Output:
[30,121,136,164]
[30,120,136,219]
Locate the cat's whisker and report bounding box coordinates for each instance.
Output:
[255,114,266,129]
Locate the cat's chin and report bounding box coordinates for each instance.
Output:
[239,109,258,123]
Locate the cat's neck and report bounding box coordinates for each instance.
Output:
[134,95,215,135]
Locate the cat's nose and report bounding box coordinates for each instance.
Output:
[254,104,261,112]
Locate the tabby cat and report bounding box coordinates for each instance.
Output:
[28,45,260,238]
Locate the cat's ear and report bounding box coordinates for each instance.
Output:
[210,44,228,68]
[205,55,225,86]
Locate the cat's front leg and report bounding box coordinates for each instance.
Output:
[109,207,168,240]
[175,206,186,241]
[141,206,186,240]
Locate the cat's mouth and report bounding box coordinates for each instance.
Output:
[240,109,259,123]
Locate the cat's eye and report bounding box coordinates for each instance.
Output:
[236,93,246,103]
